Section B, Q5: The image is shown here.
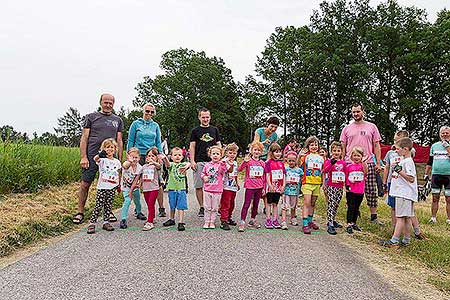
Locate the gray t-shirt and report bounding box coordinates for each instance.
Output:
[83,112,123,157]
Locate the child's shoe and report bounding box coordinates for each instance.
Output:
[102,223,114,231]
[333,221,343,228]
[87,224,96,234]
[227,219,237,226]
[379,239,400,248]
[119,219,127,229]
[302,225,311,234]
[327,225,337,235]
[220,221,231,231]
[290,218,298,226]
[352,224,362,232]
[209,223,216,229]
[346,225,353,234]
[308,221,319,230]
[248,219,261,229]
[136,212,147,220]
[446,219,450,225]
[272,219,281,229]
[177,223,186,231]
[264,218,274,229]
[163,219,176,227]
[281,221,288,230]
[428,217,437,224]
[238,221,245,232]
[142,222,154,231]
[158,208,166,217]
[203,223,209,229]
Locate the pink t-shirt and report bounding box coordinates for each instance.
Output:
[340,121,381,162]
[323,159,346,188]
[264,159,286,193]
[238,158,265,189]
[201,161,227,193]
[345,163,365,194]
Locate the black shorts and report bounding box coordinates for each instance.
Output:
[266,192,282,204]
[431,174,450,192]
[81,156,98,183]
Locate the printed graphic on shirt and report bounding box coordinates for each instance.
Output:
[205,165,220,185]
[99,160,120,184]
[250,166,264,178]
[200,133,214,143]
[434,150,450,160]
[224,163,238,190]
[305,156,323,177]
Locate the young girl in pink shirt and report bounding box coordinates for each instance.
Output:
[201,145,228,229]
[264,143,285,229]
[238,141,265,232]
[323,141,346,235]
[345,147,368,234]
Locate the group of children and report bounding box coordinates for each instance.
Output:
[86,132,422,247]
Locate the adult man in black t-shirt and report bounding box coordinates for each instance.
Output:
[189,108,221,217]
[72,93,124,224]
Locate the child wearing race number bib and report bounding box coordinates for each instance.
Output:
[129,147,161,231]
[345,147,368,234]
[298,136,324,234]
[323,141,346,235]
[282,151,303,229]
[201,145,229,229]
[264,143,286,229]
[87,138,121,234]
[219,143,240,231]
[238,141,266,232]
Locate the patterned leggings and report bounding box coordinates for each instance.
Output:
[90,189,115,223]
[326,186,343,225]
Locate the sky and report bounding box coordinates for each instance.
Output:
[0,0,448,135]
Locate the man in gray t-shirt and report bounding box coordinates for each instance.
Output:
[72,93,124,224]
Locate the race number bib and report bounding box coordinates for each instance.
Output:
[271,169,283,181]
[349,171,364,182]
[307,160,322,170]
[286,173,300,184]
[249,166,263,178]
[142,168,155,182]
[331,171,345,183]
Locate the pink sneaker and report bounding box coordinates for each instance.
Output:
[303,225,311,234]
[264,218,274,229]
[272,219,281,229]
[308,221,319,230]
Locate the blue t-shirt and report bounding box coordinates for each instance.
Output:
[284,166,303,195]
[430,141,450,175]
[255,127,278,160]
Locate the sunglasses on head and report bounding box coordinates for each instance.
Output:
[145,110,155,114]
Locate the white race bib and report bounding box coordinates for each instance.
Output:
[271,169,283,181]
[349,171,364,182]
[142,168,155,182]
[307,161,322,170]
[286,173,300,184]
[249,166,263,178]
[331,171,345,183]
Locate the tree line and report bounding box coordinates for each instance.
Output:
[3,0,448,150]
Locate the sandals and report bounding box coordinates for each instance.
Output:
[72,212,84,224]
[109,212,118,222]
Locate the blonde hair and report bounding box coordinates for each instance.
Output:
[304,136,320,151]
[350,146,364,159]
[395,130,409,138]
[171,147,182,155]
[127,147,140,156]
[224,143,239,152]
[267,142,282,160]
[146,146,159,157]
[249,141,264,152]
[100,138,118,154]
[208,145,224,157]
[395,137,413,150]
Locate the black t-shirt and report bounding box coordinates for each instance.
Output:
[189,125,221,162]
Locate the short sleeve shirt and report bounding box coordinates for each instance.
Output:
[389,157,418,201]
[121,163,143,191]
[167,162,189,191]
[383,150,401,183]
[264,159,286,193]
[83,112,124,157]
[430,142,450,175]
[284,167,303,195]
[340,121,381,162]
[255,128,278,161]
[190,126,221,162]
[96,158,122,190]
[141,164,160,192]
[300,153,324,185]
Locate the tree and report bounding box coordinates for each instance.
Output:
[54,107,83,147]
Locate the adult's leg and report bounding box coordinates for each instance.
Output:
[446,195,450,220]
[431,193,440,218]
[365,163,378,218]
[78,180,92,214]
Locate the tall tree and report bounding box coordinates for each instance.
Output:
[54,107,83,147]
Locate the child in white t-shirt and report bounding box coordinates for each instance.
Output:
[379,137,417,247]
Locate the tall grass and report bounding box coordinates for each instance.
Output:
[0,142,80,194]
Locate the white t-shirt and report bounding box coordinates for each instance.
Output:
[121,163,143,191]
[389,157,417,202]
[97,158,122,190]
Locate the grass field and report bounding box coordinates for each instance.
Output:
[0,142,80,194]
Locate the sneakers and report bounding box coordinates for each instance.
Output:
[119,219,127,229]
[238,221,245,232]
[177,223,186,231]
[264,219,274,229]
[346,225,353,234]
[333,221,343,228]
[302,225,311,234]
[203,223,209,229]
[143,222,154,231]
[220,221,231,231]
[248,220,261,229]
[308,221,319,230]
[87,224,96,234]
[446,219,450,225]
[281,221,288,230]
[136,212,147,220]
[327,225,337,235]
[163,219,176,227]
[102,223,114,231]
[209,223,216,229]
[227,219,237,226]
[272,219,281,229]
[429,217,437,224]
[158,208,167,217]
[370,218,383,226]
[352,224,362,232]
[198,207,205,217]
[290,218,299,226]
[108,213,118,222]
[379,239,400,248]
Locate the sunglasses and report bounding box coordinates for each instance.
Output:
[145,110,155,114]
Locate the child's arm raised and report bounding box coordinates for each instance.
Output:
[94,150,107,163]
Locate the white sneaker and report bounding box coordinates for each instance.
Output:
[281,221,288,230]
[209,223,216,229]
[238,221,245,232]
[142,222,154,231]
[290,218,298,226]
[203,223,209,229]
[429,217,437,224]
[446,219,450,225]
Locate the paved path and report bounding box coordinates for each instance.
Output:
[0,180,409,300]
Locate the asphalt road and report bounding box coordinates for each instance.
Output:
[0,181,410,300]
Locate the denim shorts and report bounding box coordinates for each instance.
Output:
[168,190,188,210]
[386,183,396,208]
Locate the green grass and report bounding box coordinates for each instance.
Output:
[0,142,80,194]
